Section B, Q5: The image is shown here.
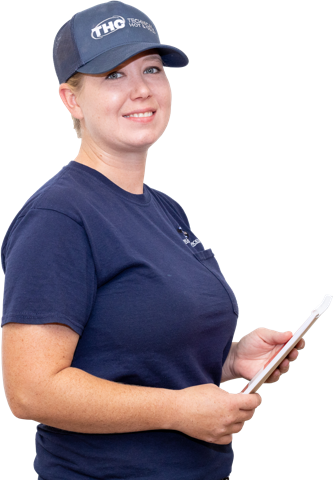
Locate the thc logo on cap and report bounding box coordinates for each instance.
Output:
[91,16,125,39]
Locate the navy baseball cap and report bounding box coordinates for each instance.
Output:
[53,1,189,84]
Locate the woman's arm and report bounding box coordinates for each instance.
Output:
[2,322,262,443]
[2,322,177,434]
[220,342,241,383]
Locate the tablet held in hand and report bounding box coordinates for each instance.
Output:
[241,295,333,394]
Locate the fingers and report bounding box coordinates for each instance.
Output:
[296,338,305,349]
[288,339,305,361]
[237,392,262,411]
[266,343,305,383]
[264,339,306,386]
[266,359,289,383]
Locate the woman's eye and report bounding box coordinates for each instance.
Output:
[106,71,123,80]
[144,66,160,74]
[106,66,160,79]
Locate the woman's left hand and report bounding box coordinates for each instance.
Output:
[232,328,305,383]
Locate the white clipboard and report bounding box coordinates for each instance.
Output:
[241,295,332,394]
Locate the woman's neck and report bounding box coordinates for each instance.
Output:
[74,143,147,195]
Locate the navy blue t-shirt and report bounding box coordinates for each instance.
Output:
[1,160,238,480]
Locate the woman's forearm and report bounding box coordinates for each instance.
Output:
[22,366,179,434]
[220,342,241,383]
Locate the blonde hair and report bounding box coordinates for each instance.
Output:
[66,72,85,138]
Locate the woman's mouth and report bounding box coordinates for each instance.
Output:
[123,111,156,122]
[124,111,154,118]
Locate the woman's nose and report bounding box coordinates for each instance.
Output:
[129,76,152,100]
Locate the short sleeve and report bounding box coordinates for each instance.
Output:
[1,208,97,336]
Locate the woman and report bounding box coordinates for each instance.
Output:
[1,2,304,479]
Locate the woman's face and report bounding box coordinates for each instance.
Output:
[76,49,172,154]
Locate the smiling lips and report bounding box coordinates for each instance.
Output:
[123,110,156,123]
[125,112,154,118]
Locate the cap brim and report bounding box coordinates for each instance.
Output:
[76,42,189,75]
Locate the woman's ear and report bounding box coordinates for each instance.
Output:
[59,84,83,120]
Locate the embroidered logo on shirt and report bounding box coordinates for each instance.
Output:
[177,226,201,247]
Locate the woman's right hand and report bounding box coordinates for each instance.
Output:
[172,383,262,445]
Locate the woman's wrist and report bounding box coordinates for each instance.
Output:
[221,342,241,382]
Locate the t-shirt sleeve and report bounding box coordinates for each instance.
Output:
[1,207,97,336]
